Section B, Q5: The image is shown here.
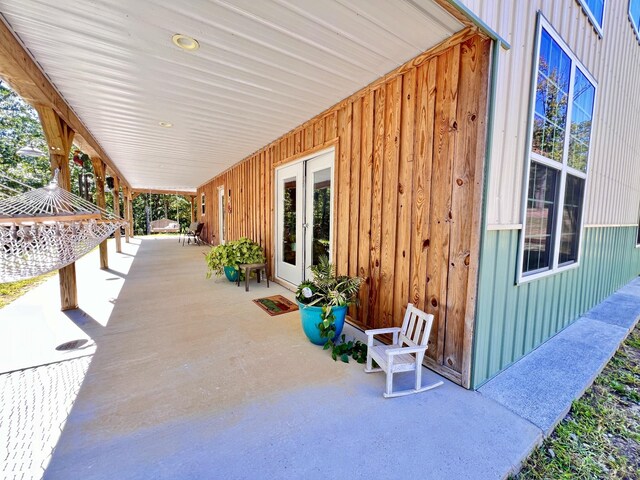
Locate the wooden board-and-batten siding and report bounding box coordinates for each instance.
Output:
[197,30,491,387]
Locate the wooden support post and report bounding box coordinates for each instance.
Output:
[34,105,77,311]
[129,196,135,238]
[122,185,130,243]
[91,156,108,269]
[112,176,122,252]
[190,196,195,223]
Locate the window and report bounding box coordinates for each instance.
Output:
[201,193,205,215]
[578,0,605,33]
[637,205,640,246]
[520,18,597,280]
[631,0,640,41]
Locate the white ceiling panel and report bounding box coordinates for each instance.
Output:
[0,0,463,191]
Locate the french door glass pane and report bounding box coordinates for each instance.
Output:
[559,175,585,265]
[523,162,559,274]
[283,178,297,265]
[311,168,331,266]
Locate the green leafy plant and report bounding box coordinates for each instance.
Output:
[295,257,366,363]
[205,237,265,278]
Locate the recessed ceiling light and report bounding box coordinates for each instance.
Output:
[172,34,199,51]
[159,121,173,128]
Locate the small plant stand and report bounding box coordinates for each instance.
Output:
[237,263,269,292]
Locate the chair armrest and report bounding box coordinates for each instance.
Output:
[386,345,428,356]
[364,327,401,336]
[365,327,401,346]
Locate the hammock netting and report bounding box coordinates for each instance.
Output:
[0,174,127,283]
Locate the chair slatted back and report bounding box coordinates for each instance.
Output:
[399,303,434,347]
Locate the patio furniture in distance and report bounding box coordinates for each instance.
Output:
[150,218,179,233]
[365,303,443,398]
[237,263,269,292]
[182,222,204,246]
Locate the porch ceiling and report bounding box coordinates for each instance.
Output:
[0,0,463,191]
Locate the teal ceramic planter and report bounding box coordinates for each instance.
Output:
[223,266,239,282]
[298,303,347,345]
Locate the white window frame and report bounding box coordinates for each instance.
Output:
[517,14,598,284]
[630,0,640,43]
[636,204,640,247]
[577,0,605,36]
[201,192,205,216]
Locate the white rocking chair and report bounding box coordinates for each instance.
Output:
[365,304,443,398]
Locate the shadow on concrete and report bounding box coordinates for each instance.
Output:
[63,308,104,338]
[104,268,127,279]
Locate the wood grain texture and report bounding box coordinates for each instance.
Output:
[196,35,491,385]
[379,78,402,328]
[368,86,386,330]
[112,175,122,253]
[394,67,416,325]
[90,156,109,270]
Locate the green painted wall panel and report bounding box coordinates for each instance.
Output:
[472,226,640,388]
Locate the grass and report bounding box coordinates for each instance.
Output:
[0,272,56,309]
[515,325,640,479]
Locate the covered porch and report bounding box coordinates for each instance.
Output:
[1,237,539,479]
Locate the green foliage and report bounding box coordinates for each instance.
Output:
[323,334,368,364]
[0,80,50,189]
[132,194,193,235]
[515,325,640,479]
[205,237,265,279]
[295,256,365,363]
[295,256,361,307]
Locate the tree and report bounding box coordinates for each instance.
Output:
[0,80,49,189]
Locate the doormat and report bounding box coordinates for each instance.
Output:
[253,295,299,316]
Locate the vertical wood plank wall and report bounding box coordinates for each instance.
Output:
[197,32,491,386]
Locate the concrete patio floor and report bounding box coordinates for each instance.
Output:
[5,237,636,480]
[2,236,543,480]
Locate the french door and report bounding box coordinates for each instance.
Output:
[275,150,334,286]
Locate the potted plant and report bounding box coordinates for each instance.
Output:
[295,257,361,346]
[205,237,265,282]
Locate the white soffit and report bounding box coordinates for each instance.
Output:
[0,0,463,191]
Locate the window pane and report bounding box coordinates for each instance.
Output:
[311,168,331,266]
[282,179,297,265]
[581,0,604,27]
[559,175,585,264]
[523,162,559,274]
[631,0,640,35]
[532,30,570,162]
[568,69,595,172]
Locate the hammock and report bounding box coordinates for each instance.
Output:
[0,172,127,283]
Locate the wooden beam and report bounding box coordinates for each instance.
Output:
[112,176,122,253]
[132,188,197,196]
[0,17,130,188]
[90,156,108,269]
[35,106,77,311]
[432,0,476,28]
